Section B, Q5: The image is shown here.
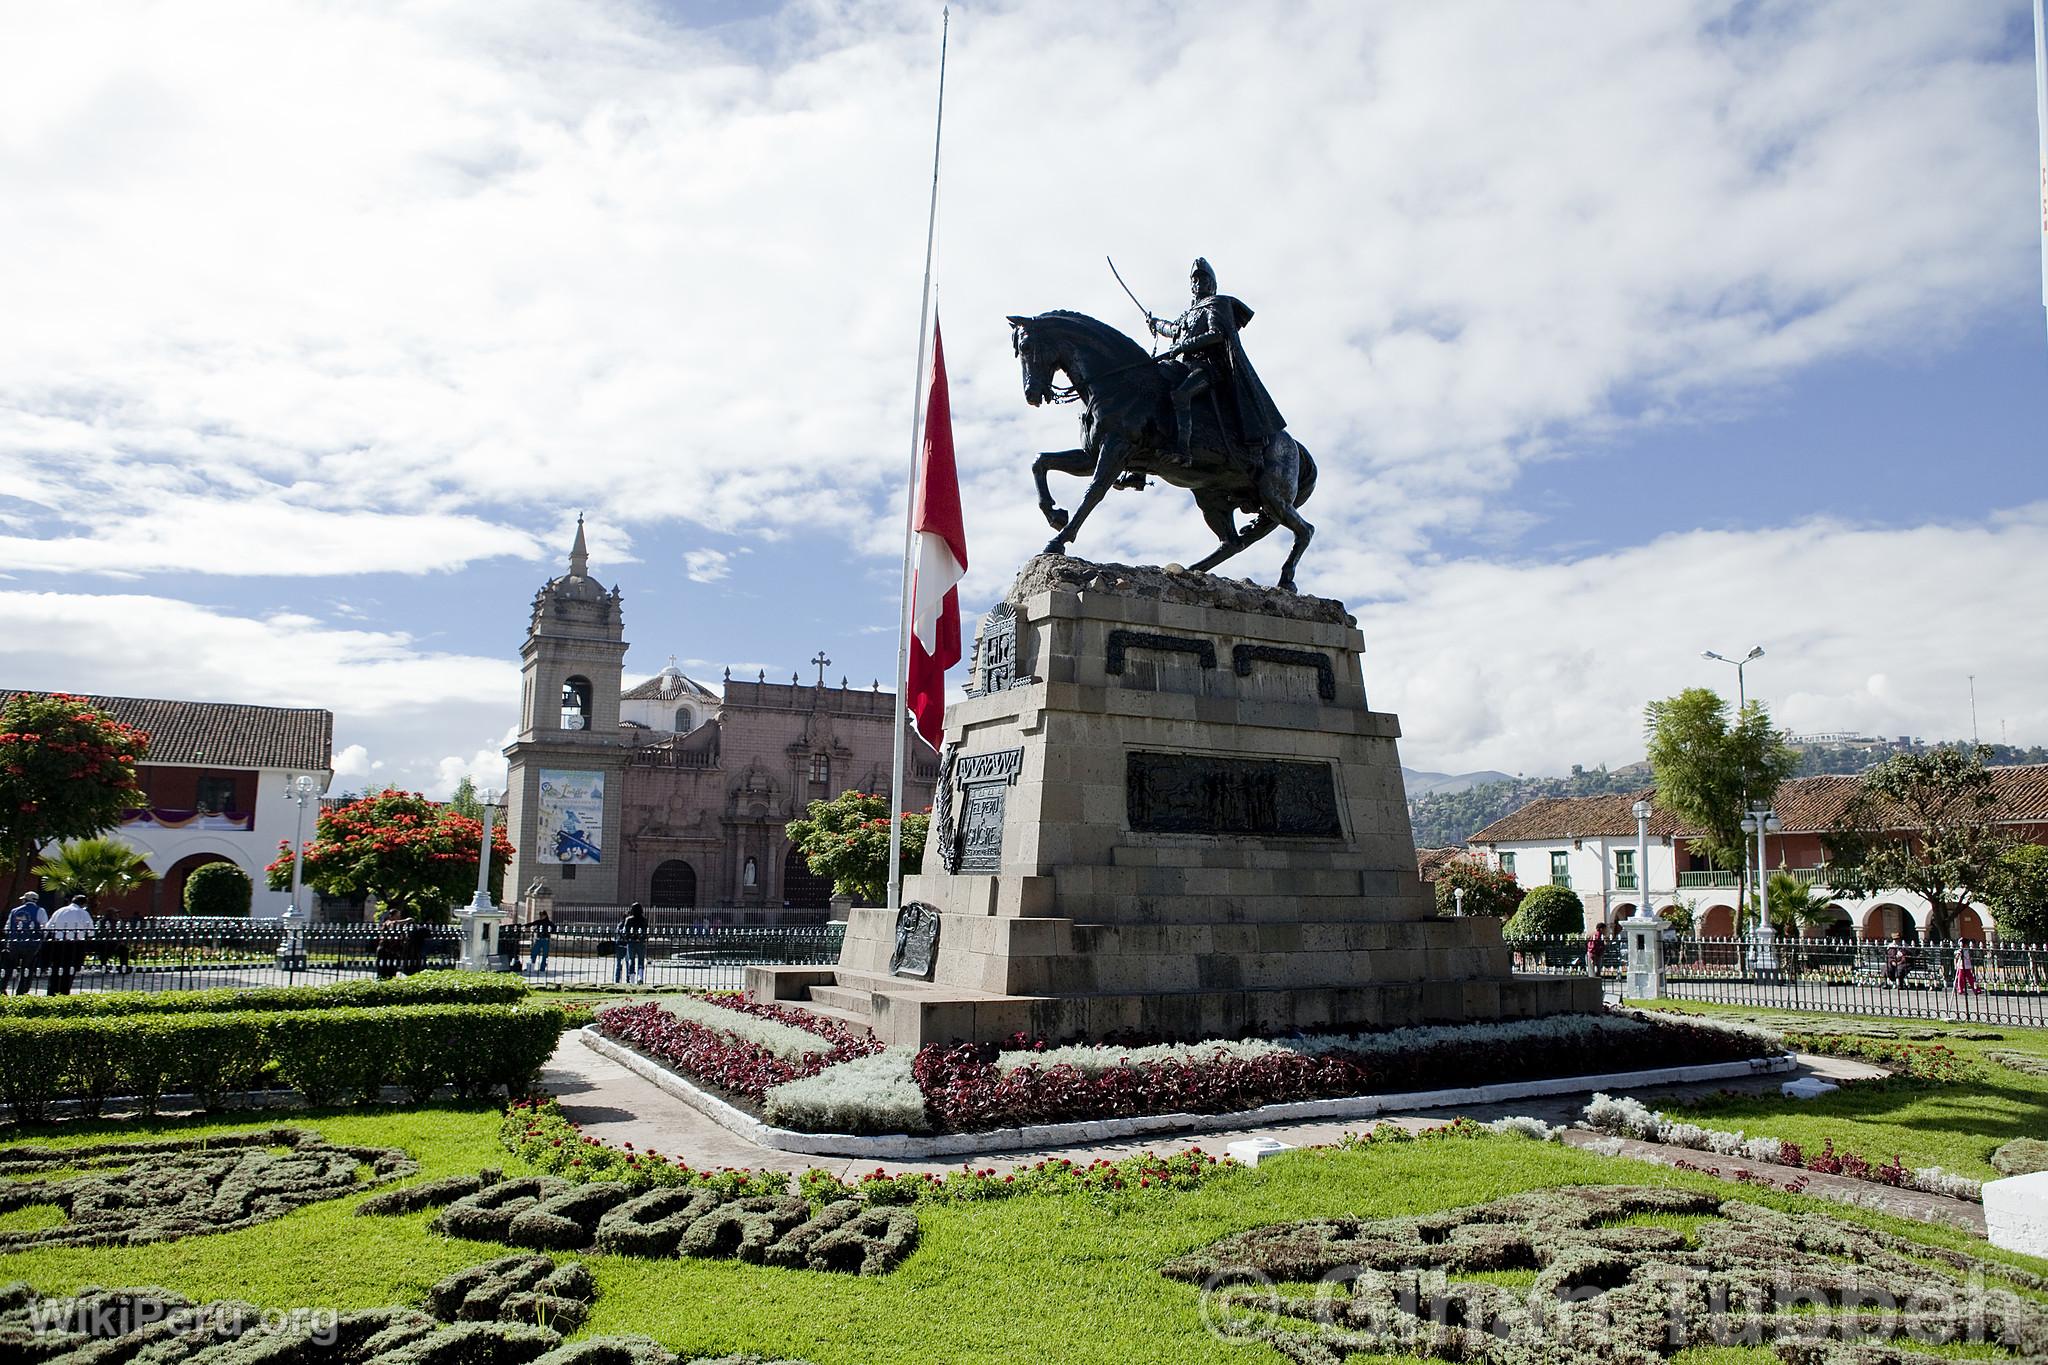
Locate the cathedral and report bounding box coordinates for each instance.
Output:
[502,520,938,923]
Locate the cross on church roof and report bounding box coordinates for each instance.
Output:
[812,651,831,686]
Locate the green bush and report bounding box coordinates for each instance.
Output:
[182,861,252,916]
[1505,884,1587,938]
[0,1002,565,1120]
[0,971,526,1018]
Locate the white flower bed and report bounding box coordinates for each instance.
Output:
[996,1012,1678,1077]
[763,1048,932,1134]
[655,997,830,1061]
[1581,1093,1983,1202]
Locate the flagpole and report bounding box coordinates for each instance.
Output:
[2034,0,2047,344]
[889,7,950,913]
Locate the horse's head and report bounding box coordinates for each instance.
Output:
[1007,313,1057,407]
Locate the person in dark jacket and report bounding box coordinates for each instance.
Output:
[615,903,648,984]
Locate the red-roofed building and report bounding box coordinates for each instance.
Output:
[1,690,333,917]
[1464,765,2048,942]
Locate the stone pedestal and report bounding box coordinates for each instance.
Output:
[1984,1171,2048,1258]
[750,556,1601,1046]
[1623,911,1666,1000]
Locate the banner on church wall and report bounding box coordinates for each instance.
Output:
[538,769,604,864]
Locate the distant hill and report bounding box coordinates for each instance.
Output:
[1405,738,2048,849]
[1400,767,1514,797]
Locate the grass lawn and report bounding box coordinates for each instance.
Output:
[4,1103,2045,1364]
[1628,1000,2048,1180]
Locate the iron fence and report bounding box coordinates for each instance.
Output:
[0,919,846,995]
[1506,932,2048,1027]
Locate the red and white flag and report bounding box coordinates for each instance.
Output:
[906,318,966,750]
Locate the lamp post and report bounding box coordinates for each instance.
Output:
[1700,645,1764,710]
[1632,798,1652,916]
[458,788,504,970]
[1624,798,1667,998]
[1740,803,1782,973]
[278,773,318,972]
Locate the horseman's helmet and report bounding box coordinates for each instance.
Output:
[1190,257,1217,295]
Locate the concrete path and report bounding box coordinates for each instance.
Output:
[538,1037,1920,1199]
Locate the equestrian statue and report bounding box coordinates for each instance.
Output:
[1010,256,1316,591]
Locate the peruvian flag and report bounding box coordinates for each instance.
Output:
[907,318,966,749]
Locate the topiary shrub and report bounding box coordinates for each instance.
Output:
[357,1172,498,1218]
[506,1184,632,1252]
[670,1196,810,1264]
[1505,883,1586,938]
[592,1187,725,1258]
[1993,1137,2048,1176]
[181,861,252,916]
[432,1179,574,1244]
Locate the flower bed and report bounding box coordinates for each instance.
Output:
[592,998,880,1104]
[1796,1033,1976,1082]
[1581,1092,1983,1201]
[906,1010,1774,1135]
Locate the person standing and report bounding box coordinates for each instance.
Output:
[3,892,47,995]
[615,902,648,984]
[1954,940,1984,996]
[528,908,553,975]
[1585,924,1607,978]
[44,894,95,995]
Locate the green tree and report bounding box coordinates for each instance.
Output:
[0,693,150,899]
[1823,746,2010,942]
[1505,884,1586,938]
[1431,856,1522,918]
[183,861,252,917]
[1988,843,2048,942]
[786,790,928,906]
[30,836,157,911]
[446,777,485,820]
[1644,688,1796,931]
[266,789,513,923]
[1764,870,1833,937]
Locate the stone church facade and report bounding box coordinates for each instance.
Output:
[503,521,937,924]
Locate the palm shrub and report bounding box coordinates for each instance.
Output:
[183,860,252,916]
[1505,884,1586,938]
[30,837,156,909]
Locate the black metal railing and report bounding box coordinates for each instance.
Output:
[1505,932,2048,1026]
[0,919,845,994]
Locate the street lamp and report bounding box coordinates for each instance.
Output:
[1740,804,1783,973]
[1701,645,1764,710]
[1632,798,1652,914]
[468,787,502,913]
[278,773,319,972]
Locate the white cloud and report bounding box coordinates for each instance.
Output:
[0,590,515,793]
[430,728,515,800]
[0,0,2031,587]
[682,549,731,583]
[1364,504,2048,775]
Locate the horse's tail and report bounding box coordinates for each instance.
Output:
[1293,441,1317,509]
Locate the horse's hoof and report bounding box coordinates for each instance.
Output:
[1045,508,1070,532]
[1278,577,1298,594]
[1042,539,1066,556]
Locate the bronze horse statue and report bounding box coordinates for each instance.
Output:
[1008,310,1316,591]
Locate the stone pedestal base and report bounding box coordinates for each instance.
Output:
[750,557,1602,1046]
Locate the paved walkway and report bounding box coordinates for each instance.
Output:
[539,1037,1951,1221]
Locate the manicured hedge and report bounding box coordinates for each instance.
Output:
[0,972,527,1019]
[0,1003,565,1120]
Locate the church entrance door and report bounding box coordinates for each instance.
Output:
[650,860,697,910]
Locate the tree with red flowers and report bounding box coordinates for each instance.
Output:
[0,693,150,900]
[785,790,928,906]
[266,788,513,922]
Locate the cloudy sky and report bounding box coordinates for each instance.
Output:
[2,0,2043,794]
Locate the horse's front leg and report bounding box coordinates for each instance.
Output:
[1032,448,1093,532]
[1043,440,1126,555]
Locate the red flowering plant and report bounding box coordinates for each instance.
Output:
[784,790,929,905]
[594,999,881,1102]
[0,692,149,900]
[266,788,513,923]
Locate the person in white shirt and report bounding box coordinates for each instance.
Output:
[43,895,95,996]
[3,892,47,995]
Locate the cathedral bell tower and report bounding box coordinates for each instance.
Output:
[503,516,631,909]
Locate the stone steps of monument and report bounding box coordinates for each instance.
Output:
[805,984,880,1015]
[787,996,873,1034]
[1068,917,1501,957]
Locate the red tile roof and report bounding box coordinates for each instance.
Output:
[1466,764,2048,844]
[0,691,332,772]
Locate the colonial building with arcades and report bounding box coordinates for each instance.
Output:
[501,520,938,924]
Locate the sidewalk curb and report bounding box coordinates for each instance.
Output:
[577,1026,1797,1160]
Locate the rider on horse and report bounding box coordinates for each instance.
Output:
[1148,258,1287,467]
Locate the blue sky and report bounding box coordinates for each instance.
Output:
[0,0,2042,793]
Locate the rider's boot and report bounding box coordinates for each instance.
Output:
[1171,399,1195,468]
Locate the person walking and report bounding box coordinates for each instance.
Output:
[1585,924,1606,979]
[44,894,95,995]
[3,891,46,995]
[528,908,553,975]
[1883,940,1910,991]
[1953,940,1984,996]
[615,902,648,984]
